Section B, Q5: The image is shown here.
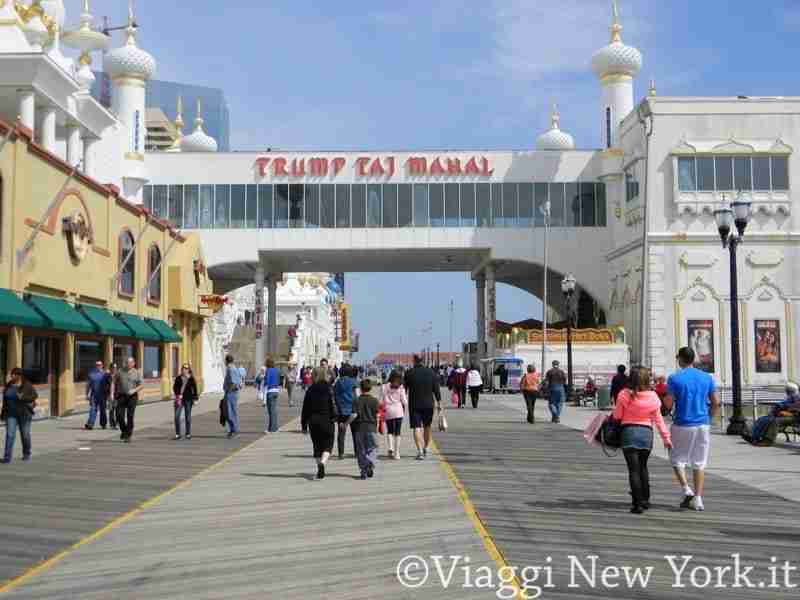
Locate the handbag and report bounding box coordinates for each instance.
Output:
[451,390,460,407]
[596,416,622,456]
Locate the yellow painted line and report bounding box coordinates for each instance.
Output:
[0,432,270,595]
[432,440,526,600]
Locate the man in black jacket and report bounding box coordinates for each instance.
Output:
[404,355,442,460]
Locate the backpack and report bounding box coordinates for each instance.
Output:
[741,416,777,446]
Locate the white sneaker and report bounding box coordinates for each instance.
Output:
[416,451,424,460]
[690,496,705,512]
[393,453,400,460]
[264,430,269,434]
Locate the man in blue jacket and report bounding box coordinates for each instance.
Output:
[85,361,110,430]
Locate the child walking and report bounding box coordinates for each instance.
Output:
[350,379,380,479]
[380,371,407,460]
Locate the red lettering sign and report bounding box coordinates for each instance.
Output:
[464,157,480,175]
[309,158,328,177]
[255,157,271,177]
[290,158,305,177]
[273,158,288,176]
[253,155,494,179]
[407,157,427,175]
[430,158,445,176]
[447,158,462,175]
[356,157,370,177]
[480,156,494,176]
[368,158,385,177]
[332,157,346,176]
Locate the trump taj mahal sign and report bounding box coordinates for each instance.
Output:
[254,155,495,180]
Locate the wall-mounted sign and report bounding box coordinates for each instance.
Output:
[687,319,715,373]
[526,329,615,344]
[339,304,351,347]
[254,287,264,340]
[62,210,93,264]
[254,155,494,180]
[754,319,781,373]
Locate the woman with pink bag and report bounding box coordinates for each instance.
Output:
[380,371,407,459]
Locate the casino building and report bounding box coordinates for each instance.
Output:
[1,1,798,389]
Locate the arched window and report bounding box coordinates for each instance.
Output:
[148,244,162,304]
[118,230,135,296]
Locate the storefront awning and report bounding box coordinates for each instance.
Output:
[78,305,134,338]
[115,313,162,342]
[145,318,183,343]
[26,295,95,334]
[0,289,48,329]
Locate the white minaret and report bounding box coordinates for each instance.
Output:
[103,2,156,201]
[591,1,642,149]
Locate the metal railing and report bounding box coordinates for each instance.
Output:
[715,386,786,432]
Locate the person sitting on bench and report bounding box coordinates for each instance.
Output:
[742,382,800,446]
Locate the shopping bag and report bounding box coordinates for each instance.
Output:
[451,391,459,407]
[438,412,448,432]
[583,413,606,448]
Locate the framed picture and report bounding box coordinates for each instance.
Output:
[687,320,715,373]
[754,320,782,373]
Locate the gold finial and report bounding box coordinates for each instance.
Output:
[649,79,656,97]
[125,0,137,45]
[175,95,184,131]
[195,98,204,128]
[610,0,623,43]
[550,102,560,130]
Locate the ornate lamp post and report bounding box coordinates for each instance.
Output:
[712,197,752,435]
[561,274,577,404]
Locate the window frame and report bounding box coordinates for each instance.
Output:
[147,243,162,305]
[118,229,136,298]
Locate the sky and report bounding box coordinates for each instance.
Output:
[84,0,800,360]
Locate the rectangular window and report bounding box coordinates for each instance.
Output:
[152,185,168,220]
[74,339,102,382]
[305,184,320,228]
[275,184,289,228]
[113,343,135,368]
[580,182,596,226]
[625,172,639,203]
[289,184,304,228]
[753,157,770,191]
[518,183,533,227]
[678,157,696,191]
[696,157,715,191]
[715,156,734,191]
[502,183,518,227]
[319,185,334,228]
[168,185,183,228]
[734,157,752,191]
[258,185,273,228]
[22,336,50,385]
[549,183,565,227]
[214,185,230,228]
[460,184,476,226]
[398,184,413,227]
[771,156,789,190]
[382,184,398,227]
[565,182,579,227]
[335,185,350,228]
[534,183,548,227]
[143,344,162,379]
[605,107,612,149]
[352,185,366,227]
[230,184,246,228]
[143,185,153,213]
[199,185,214,228]
[413,184,429,227]
[491,183,502,227]
[444,183,459,227]
[429,184,444,227]
[367,184,382,228]
[184,185,199,229]
[596,183,607,227]
[476,183,490,227]
[246,184,258,228]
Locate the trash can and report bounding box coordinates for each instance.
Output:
[597,386,612,410]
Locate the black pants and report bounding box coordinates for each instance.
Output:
[337,419,357,458]
[523,392,538,422]
[117,395,138,439]
[623,448,651,506]
[469,386,481,408]
[456,385,467,408]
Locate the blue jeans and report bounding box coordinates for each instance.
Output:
[4,416,32,461]
[175,400,194,437]
[86,396,107,428]
[549,385,565,419]
[226,393,240,433]
[265,393,279,432]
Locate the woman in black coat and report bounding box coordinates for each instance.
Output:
[301,368,336,480]
[173,364,199,440]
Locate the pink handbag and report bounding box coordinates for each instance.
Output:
[583,413,607,448]
[451,391,459,407]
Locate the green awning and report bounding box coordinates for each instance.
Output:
[26,295,95,334]
[115,313,162,342]
[0,289,48,329]
[145,318,182,343]
[78,305,134,338]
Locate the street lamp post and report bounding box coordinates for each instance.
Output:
[561,274,577,405]
[713,196,752,436]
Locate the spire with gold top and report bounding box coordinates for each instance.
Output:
[166,96,184,153]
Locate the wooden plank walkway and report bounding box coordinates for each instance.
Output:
[0,391,297,588]
[435,398,800,599]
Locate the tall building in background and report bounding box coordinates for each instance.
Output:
[93,74,231,152]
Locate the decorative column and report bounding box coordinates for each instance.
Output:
[82,136,97,177]
[66,122,82,167]
[17,89,35,132]
[485,264,497,360]
[254,265,265,369]
[475,275,486,360]
[59,333,76,415]
[40,105,57,153]
[267,274,279,358]
[103,337,113,369]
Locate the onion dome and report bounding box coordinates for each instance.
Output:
[103,6,155,81]
[591,1,641,80]
[181,99,218,153]
[536,104,575,151]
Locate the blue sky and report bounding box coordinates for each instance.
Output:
[87,0,800,360]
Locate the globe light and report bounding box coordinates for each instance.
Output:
[713,207,734,246]
[732,200,752,237]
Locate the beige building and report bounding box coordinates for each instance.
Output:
[145,108,179,152]
[0,118,214,417]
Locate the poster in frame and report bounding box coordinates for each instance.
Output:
[687,319,715,373]
[754,319,781,374]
